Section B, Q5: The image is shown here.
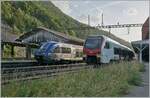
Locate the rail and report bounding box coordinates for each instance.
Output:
[1,60,38,68]
[1,63,91,84]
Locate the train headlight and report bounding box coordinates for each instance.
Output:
[97,54,100,58]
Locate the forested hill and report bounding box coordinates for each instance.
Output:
[1,1,132,48]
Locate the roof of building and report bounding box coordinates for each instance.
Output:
[132,39,149,45]
[16,27,84,44]
[1,32,19,42]
[1,23,18,42]
[2,41,39,47]
[131,39,149,53]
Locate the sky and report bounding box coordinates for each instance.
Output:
[51,0,149,42]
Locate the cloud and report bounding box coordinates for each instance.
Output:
[73,4,79,8]
[86,1,128,25]
[101,1,128,9]
[123,7,138,16]
[51,0,71,15]
[78,14,88,24]
[84,1,90,4]
[78,14,101,26]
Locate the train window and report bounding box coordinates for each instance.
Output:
[75,49,83,57]
[61,47,71,53]
[54,47,60,53]
[85,38,102,49]
[76,51,81,57]
[104,42,110,49]
[76,51,79,57]
[114,48,119,54]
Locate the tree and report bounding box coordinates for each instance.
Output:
[68,30,76,37]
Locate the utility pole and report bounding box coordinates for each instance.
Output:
[88,15,90,34]
[88,15,90,26]
[101,13,104,26]
[127,27,130,34]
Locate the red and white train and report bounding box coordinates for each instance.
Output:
[83,35,135,64]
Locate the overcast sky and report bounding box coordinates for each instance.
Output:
[51,0,149,42]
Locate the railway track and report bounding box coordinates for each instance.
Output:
[2,63,92,84]
[1,59,83,68]
[1,60,38,68]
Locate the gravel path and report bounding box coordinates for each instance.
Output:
[125,62,149,97]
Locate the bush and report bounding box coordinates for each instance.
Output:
[139,63,145,72]
[127,71,141,86]
[1,61,144,97]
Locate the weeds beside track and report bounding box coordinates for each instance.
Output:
[1,61,144,97]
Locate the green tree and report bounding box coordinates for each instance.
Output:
[68,30,76,37]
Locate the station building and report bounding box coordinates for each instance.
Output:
[16,27,84,46]
[132,17,149,62]
[1,26,84,59]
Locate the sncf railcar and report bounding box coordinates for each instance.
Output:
[34,41,83,64]
[83,35,135,64]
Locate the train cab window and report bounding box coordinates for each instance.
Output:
[61,47,71,53]
[104,42,110,49]
[40,43,49,50]
[84,37,102,49]
[54,47,60,53]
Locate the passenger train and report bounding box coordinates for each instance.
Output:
[34,41,83,64]
[83,35,135,64]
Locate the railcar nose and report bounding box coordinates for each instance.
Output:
[83,48,100,56]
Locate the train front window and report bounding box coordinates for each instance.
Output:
[40,43,49,50]
[85,38,102,49]
[40,43,55,51]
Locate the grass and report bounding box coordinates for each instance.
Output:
[1,61,144,97]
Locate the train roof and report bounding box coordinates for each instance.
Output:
[43,41,83,48]
[87,35,105,38]
[103,35,133,51]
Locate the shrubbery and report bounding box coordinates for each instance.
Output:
[2,61,144,97]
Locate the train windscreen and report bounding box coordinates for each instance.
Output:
[40,43,56,51]
[84,37,102,49]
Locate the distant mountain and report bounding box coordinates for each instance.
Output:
[1,1,133,49]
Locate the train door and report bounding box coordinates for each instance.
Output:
[101,42,113,63]
[71,47,76,59]
[114,47,120,60]
[53,46,61,61]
